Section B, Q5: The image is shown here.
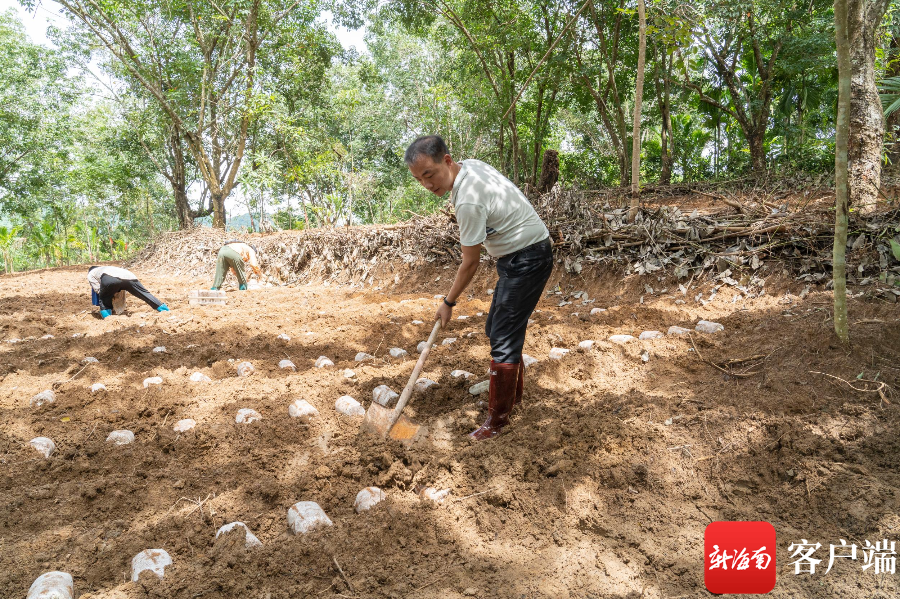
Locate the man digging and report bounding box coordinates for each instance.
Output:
[211,241,262,291]
[88,266,169,318]
[405,135,553,440]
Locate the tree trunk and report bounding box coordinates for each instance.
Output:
[834,0,851,343]
[627,0,646,222]
[212,194,226,229]
[847,0,890,213]
[538,149,560,193]
[748,131,767,174]
[883,33,900,176]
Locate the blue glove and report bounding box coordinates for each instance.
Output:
[239,284,247,291]
[210,286,217,290]
[157,304,169,312]
[100,309,112,319]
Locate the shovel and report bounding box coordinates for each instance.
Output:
[362,319,442,443]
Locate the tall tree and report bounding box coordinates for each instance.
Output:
[834,0,850,342]
[847,0,891,212]
[628,0,647,221]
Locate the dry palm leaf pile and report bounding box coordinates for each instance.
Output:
[131,183,900,300]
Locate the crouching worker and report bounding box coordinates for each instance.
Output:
[211,241,262,291]
[405,135,553,440]
[88,266,169,319]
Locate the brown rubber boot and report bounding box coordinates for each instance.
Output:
[513,361,524,407]
[470,361,518,440]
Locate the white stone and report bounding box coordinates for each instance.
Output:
[27,571,73,599]
[549,347,570,360]
[106,430,135,445]
[434,294,443,299]
[522,354,538,368]
[173,419,196,432]
[279,360,296,371]
[342,369,356,379]
[696,320,725,334]
[457,315,469,320]
[667,326,692,335]
[82,356,99,364]
[355,352,375,362]
[389,347,408,358]
[578,340,595,349]
[29,437,56,458]
[235,408,262,424]
[289,399,319,421]
[216,521,262,548]
[335,395,365,417]
[469,380,489,395]
[609,335,636,344]
[354,487,385,512]
[451,370,474,379]
[527,319,536,325]
[419,487,451,503]
[442,337,457,346]
[131,549,172,581]
[487,289,494,295]
[236,361,255,376]
[152,346,166,353]
[190,372,211,382]
[412,320,424,325]
[372,385,399,407]
[143,376,163,388]
[639,330,665,340]
[415,378,438,391]
[30,390,56,408]
[277,333,291,341]
[40,334,55,340]
[590,308,607,315]
[417,341,435,353]
[641,350,650,363]
[287,501,333,534]
[315,356,334,368]
[91,383,107,393]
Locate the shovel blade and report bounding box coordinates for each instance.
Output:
[362,403,426,443]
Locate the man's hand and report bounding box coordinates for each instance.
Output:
[435,301,453,328]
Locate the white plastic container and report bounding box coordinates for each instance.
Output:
[29,437,56,458]
[389,347,408,358]
[335,396,365,417]
[131,549,172,581]
[30,390,56,407]
[173,419,196,432]
[315,356,334,368]
[549,348,570,360]
[106,430,135,445]
[189,372,211,382]
[287,501,333,534]
[354,487,385,513]
[143,376,163,388]
[288,399,319,421]
[236,361,255,376]
[372,385,399,407]
[236,408,262,424]
[278,360,296,371]
[215,521,262,548]
[27,571,73,599]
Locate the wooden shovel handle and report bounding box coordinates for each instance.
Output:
[385,319,442,437]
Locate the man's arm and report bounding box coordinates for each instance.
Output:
[435,243,482,327]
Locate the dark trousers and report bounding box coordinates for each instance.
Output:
[98,274,163,311]
[484,238,554,363]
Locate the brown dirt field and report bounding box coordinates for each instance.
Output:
[1,256,900,598]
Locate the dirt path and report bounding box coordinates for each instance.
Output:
[1,263,899,598]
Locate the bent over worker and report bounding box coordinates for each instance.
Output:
[405,135,553,440]
[88,266,169,318]
[211,241,262,291]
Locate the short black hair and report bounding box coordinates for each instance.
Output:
[404,135,449,165]
[88,266,99,272]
